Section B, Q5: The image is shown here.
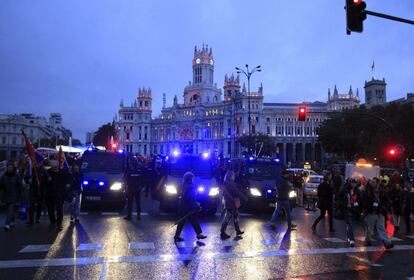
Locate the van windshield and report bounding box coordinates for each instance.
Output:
[81,153,125,173]
[169,157,212,178]
[247,162,279,180]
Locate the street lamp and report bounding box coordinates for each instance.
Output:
[235,64,261,154]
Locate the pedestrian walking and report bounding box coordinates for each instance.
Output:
[269,170,297,231]
[44,162,70,231]
[69,163,83,223]
[174,172,207,242]
[0,162,22,231]
[293,172,304,207]
[337,179,359,247]
[312,172,334,233]
[124,160,145,221]
[390,177,403,230]
[25,164,46,226]
[363,177,394,249]
[403,179,414,234]
[221,169,245,239]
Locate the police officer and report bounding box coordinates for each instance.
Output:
[124,159,144,221]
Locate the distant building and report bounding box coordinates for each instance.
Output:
[116,45,328,165]
[0,113,72,161]
[388,93,414,107]
[85,131,96,145]
[327,85,360,111]
[364,78,387,108]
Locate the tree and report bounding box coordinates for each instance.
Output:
[93,122,117,149]
[318,103,414,162]
[238,134,277,157]
[71,139,82,146]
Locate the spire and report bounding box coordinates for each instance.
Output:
[356,88,359,97]
[334,85,338,96]
[242,82,246,93]
[173,95,178,106]
[163,93,166,109]
[120,99,124,107]
[349,85,353,96]
[328,88,331,100]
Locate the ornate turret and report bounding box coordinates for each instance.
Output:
[223,73,241,101]
[137,87,152,111]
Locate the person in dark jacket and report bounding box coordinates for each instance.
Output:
[403,180,414,234]
[269,170,297,230]
[221,169,245,239]
[69,164,83,223]
[174,172,207,242]
[25,164,46,226]
[0,163,22,230]
[337,179,359,247]
[363,177,393,249]
[124,160,145,221]
[312,172,334,233]
[44,162,70,231]
[390,180,403,230]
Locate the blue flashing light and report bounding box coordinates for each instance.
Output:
[248,156,255,161]
[198,186,205,193]
[202,152,210,159]
[83,180,89,185]
[165,156,169,160]
[87,147,93,151]
[274,158,280,162]
[172,150,180,157]
[267,189,272,194]
[99,181,104,186]
[118,149,124,154]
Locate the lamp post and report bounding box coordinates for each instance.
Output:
[235,64,261,154]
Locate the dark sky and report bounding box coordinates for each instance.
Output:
[0,0,413,141]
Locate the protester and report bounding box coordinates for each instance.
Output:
[0,163,22,231]
[69,163,83,223]
[44,162,70,231]
[293,172,304,207]
[221,169,244,239]
[269,170,297,231]
[363,177,394,249]
[403,179,414,234]
[174,172,207,242]
[25,163,46,226]
[338,179,359,247]
[312,172,334,233]
[390,174,403,230]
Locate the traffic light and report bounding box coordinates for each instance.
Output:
[388,148,396,156]
[298,106,307,121]
[346,0,367,34]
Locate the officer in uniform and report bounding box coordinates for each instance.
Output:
[124,159,144,221]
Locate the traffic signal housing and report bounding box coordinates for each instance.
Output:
[298,106,307,121]
[346,0,367,34]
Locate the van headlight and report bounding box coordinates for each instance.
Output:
[110,182,122,191]
[250,187,262,197]
[165,184,178,195]
[289,190,297,198]
[209,187,219,196]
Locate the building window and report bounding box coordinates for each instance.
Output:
[12,137,16,145]
[252,125,256,134]
[267,126,270,135]
[126,133,130,140]
[2,137,6,144]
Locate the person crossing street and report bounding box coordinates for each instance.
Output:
[124,159,145,221]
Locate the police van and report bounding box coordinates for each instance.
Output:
[80,149,126,209]
[233,157,297,212]
[156,152,220,215]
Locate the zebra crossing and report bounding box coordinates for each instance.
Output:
[16,233,413,254]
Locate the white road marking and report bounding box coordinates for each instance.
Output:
[323,237,346,243]
[77,243,103,251]
[221,240,239,247]
[1,245,413,269]
[19,245,52,253]
[99,261,107,280]
[346,254,383,267]
[101,212,119,216]
[176,241,197,248]
[128,242,155,250]
[262,239,278,246]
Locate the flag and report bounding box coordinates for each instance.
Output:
[58,146,69,171]
[21,129,41,185]
[371,61,375,71]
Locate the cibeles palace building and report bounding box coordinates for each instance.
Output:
[116,45,329,166]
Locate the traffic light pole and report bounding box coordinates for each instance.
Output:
[365,10,414,25]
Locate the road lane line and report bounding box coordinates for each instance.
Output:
[346,254,383,267]
[99,261,107,280]
[128,242,155,250]
[19,245,52,253]
[1,245,414,269]
[77,243,103,251]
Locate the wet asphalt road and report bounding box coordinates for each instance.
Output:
[1,198,414,280]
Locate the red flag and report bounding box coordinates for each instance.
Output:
[21,129,41,185]
[58,146,69,171]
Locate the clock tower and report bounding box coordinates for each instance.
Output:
[184,44,221,106]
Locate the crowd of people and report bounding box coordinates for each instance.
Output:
[310,170,414,249]
[1,155,414,251]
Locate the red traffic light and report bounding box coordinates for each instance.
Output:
[388,149,396,156]
[298,106,307,121]
[346,0,367,34]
